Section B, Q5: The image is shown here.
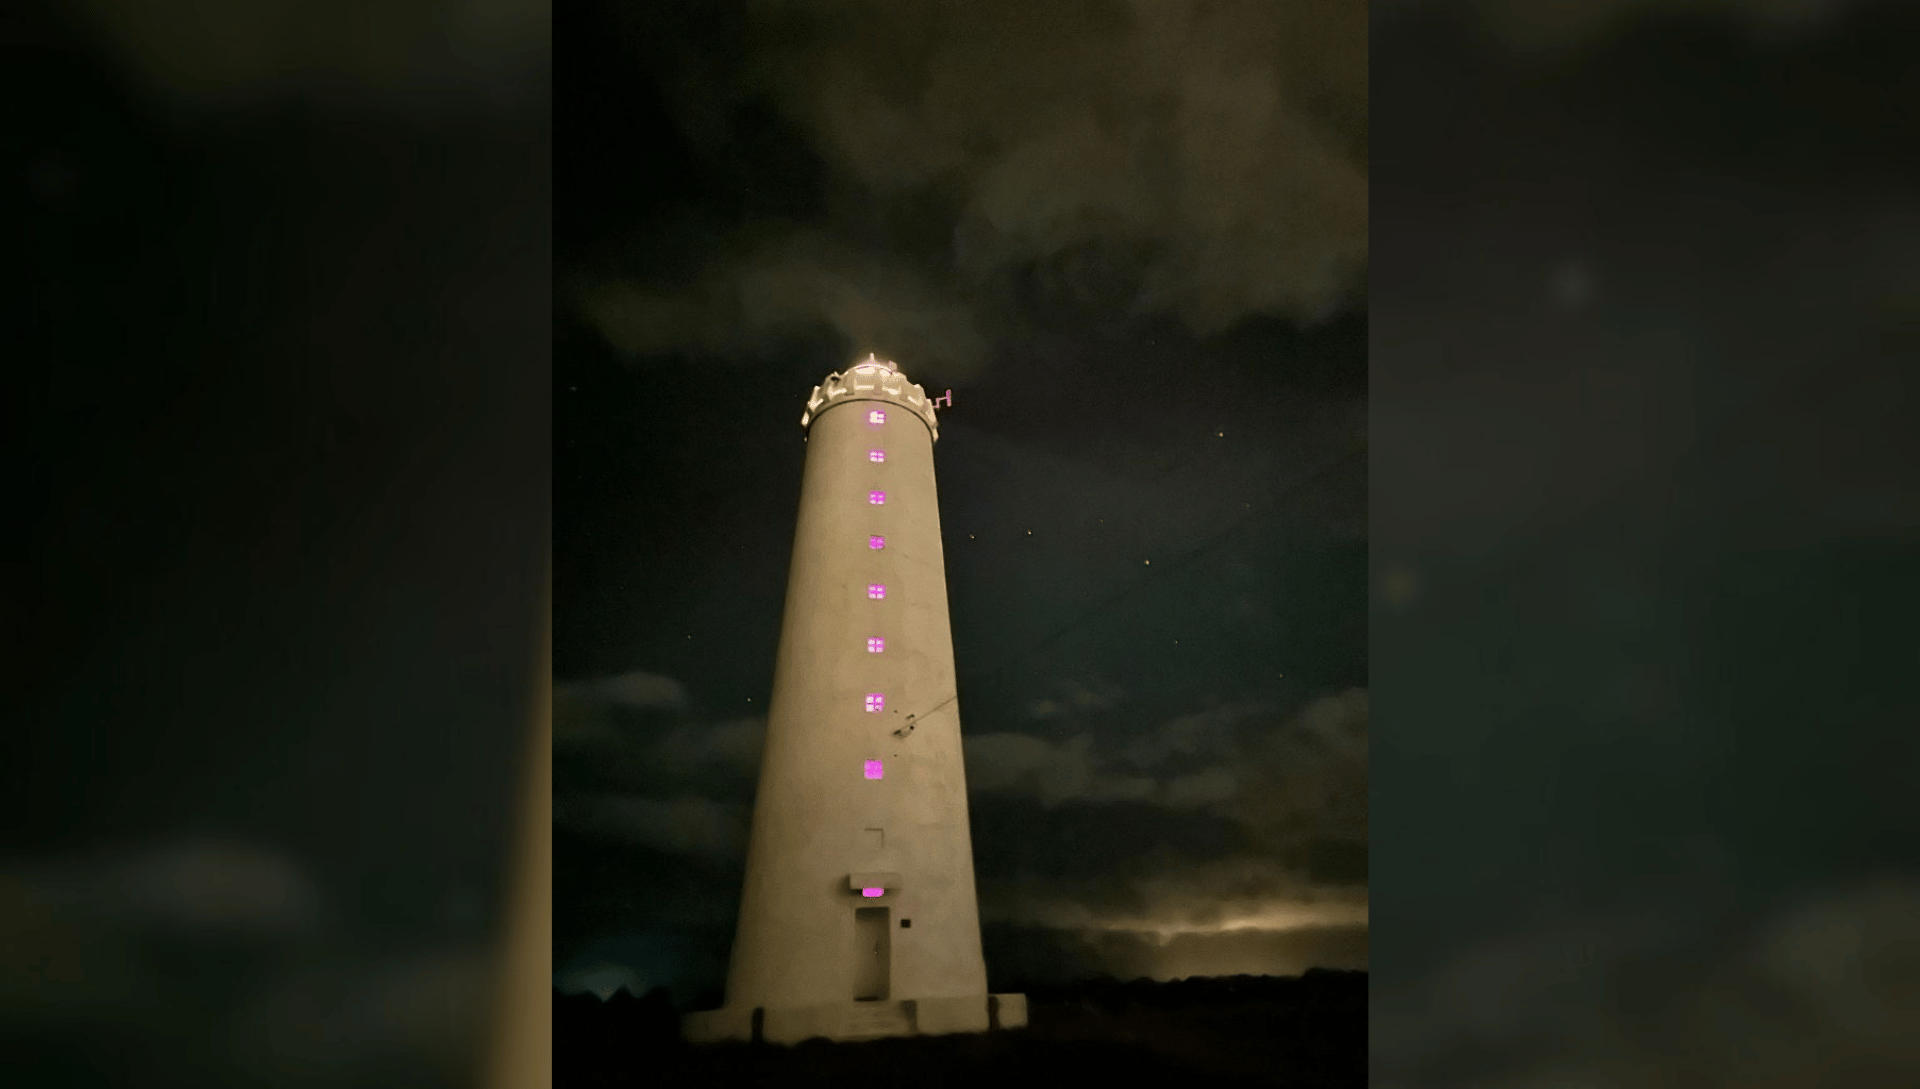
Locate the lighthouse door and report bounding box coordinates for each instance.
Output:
[853,907,890,1001]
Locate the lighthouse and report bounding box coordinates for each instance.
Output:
[681,355,1027,1045]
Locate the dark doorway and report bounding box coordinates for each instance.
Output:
[853,906,890,1001]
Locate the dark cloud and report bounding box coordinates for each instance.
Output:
[964,688,1366,851]
[963,731,1157,808]
[566,230,993,378]
[551,683,1368,987]
[1373,880,1920,1086]
[1307,838,1369,886]
[569,0,1366,373]
[225,948,495,1081]
[9,838,324,941]
[552,793,749,860]
[552,676,762,864]
[64,0,549,115]
[1376,0,1881,52]
[1025,676,1125,721]
[554,671,764,791]
[0,839,496,1083]
[556,669,689,718]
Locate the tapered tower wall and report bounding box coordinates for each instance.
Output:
[719,358,988,1019]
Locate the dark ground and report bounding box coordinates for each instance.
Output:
[555,969,1365,1088]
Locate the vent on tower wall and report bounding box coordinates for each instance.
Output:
[864,760,883,779]
[868,410,886,424]
[869,490,886,504]
[869,450,885,462]
[865,693,884,712]
[867,637,885,653]
[867,584,886,599]
[869,536,885,550]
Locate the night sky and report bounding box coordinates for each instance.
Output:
[554,0,1368,1004]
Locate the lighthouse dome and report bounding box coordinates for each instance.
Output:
[801,353,940,441]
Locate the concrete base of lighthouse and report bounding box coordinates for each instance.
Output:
[681,993,1028,1046]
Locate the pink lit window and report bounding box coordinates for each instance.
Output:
[868,409,886,424]
[868,450,885,463]
[869,535,885,550]
[867,637,885,653]
[864,760,884,780]
[868,490,886,505]
[866,693,885,712]
[862,887,884,897]
[867,584,886,599]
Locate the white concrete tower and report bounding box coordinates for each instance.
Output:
[681,355,1026,1046]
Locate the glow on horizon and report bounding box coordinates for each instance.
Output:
[1017,898,1369,938]
[555,963,647,1002]
[1009,899,1371,983]
[1118,903,1371,940]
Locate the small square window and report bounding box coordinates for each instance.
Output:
[901,919,911,928]
[867,584,886,599]
[864,760,884,779]
[867,637,885,653]
[868,490,886,505]
[868,450,885,463]
[869,535,885,550]
[865,693,885,712]
[868,409,886,424]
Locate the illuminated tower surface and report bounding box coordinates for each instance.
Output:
[681,356,1026,1045]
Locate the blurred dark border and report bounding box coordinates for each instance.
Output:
[5,2,549,1086]
[1372,1,1920,1084]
